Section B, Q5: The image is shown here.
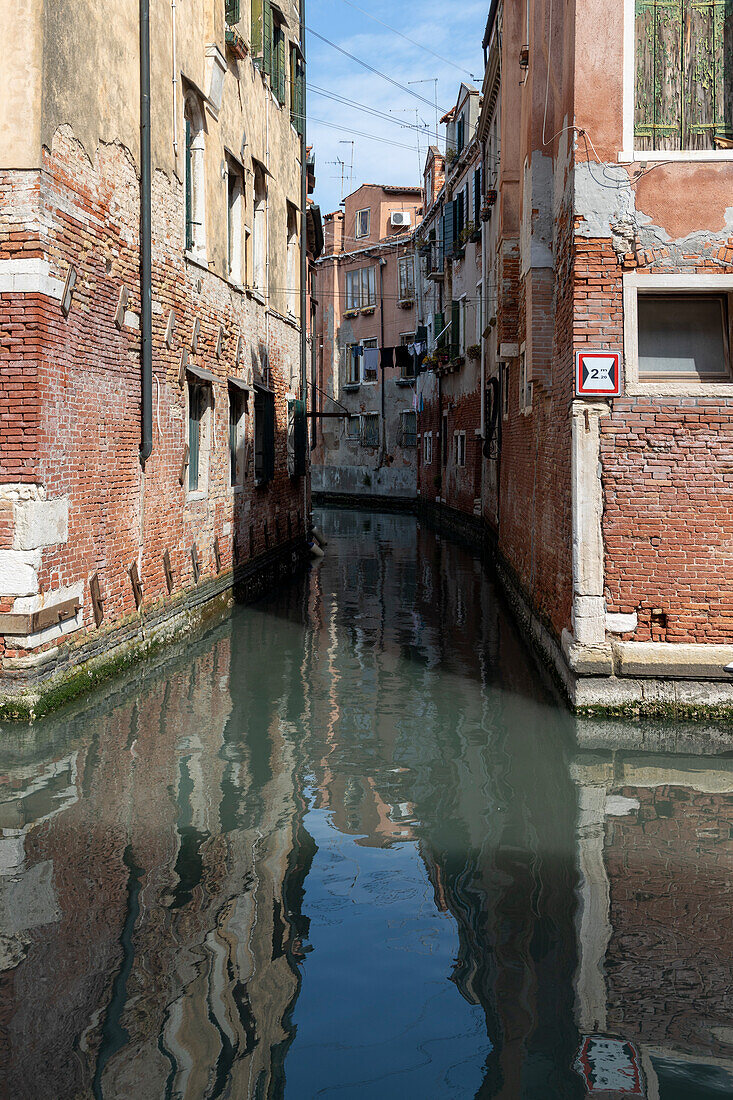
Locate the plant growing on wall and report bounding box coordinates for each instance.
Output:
[467,344,481,361]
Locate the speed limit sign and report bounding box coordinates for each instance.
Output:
[575,350,622,397]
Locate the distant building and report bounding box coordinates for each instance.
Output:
[312,184,424,502]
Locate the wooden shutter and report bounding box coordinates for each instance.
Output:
[434,311,445,348]
[451,301,460,357]
[225,0,240,23]
[443,200,454,259]
[635,0,683,150]
[263,0,273,78]
[251,0,263,60]
[686,0,733,147]
[473,167,482,221]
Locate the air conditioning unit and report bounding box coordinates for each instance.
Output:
[390,211,411,228]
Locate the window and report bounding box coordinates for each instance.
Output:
[286,202,299,316]
[184,93,206,258]
[346,266,376,310]
[634,0,732,152]
[225,0,240,23]
[227,157,244,284]
[400,333,417,379]
[287,398,307,478]
[473,167,482,221]
[228,383,248,487]
[361,412,380,447]
[450,300,464,358]
[290,45,305,135]
[401,411,417,447]
[441,411,448,467]
[362,337,378,382]
[188,381,211,494]
[456,112,465,154]
[253,163,267,294]
[399,257,415,301]
[254,384,275,484]
[454,430,466,467]
[272,20,287,104]
[347,414,361,439]
[638,294,730,379]
[423,431,433,465]
[355,208,370,239]
[501,363,510,419]
[252,2,287,102]
[345,344,361,385]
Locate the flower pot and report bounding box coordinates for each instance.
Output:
[225,26,248,59]
[487,189,498,206]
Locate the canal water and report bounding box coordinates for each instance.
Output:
[0,509,731,1099]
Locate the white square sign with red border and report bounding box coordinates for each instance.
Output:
[575,350,622,398]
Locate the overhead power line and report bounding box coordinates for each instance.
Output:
[304,25,450,116]
[309,84,442,146]
[337,0,478,81]
[295,111,424,151]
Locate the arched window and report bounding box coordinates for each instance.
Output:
[184,93,206,258]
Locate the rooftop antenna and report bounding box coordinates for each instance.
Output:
[408,78,439,151]
[326,155,347,202]
[390,108,423,177]
[339,140,355,195]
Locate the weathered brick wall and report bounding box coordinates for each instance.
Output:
[574,237,733,643]
[604,784,733,1057]
[0,128,306,665]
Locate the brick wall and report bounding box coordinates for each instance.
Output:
[0,128,307,672]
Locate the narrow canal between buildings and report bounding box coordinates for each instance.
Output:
[1,509,732,1099]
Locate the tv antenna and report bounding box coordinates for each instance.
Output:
[408,78,439,150]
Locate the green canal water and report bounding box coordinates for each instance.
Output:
[0,509,731,1099]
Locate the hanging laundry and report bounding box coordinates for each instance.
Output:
[363,347,380,375]
[353,345,364,358]
[395,345,411,372]
[408,343,416,357]
[380,347,395,371]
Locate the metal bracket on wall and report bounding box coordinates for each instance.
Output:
[128,560,144,609]
[0,596,81,636]
[163,549,175,593]
[179,348,189,387]
[213,537,222,573]
[89,573,105,627]
[191,542,201,584]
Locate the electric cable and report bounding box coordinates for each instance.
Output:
[336,0,479,81]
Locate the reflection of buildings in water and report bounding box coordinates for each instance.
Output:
[0,618,315,1100]
[571,747,733,1096]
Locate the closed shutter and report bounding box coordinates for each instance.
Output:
[251,0,263,61]
[291,49,305,136]
[442,201,454,261]
[473,167,482,221]
[456,190,465,241]
[293,399,307,477]
[263,0,273,78]
[255,385,275,483]
[275,25,287,104]
[635,0,732,150]
[225,0,240,23]
[434,311,445,348]
[451,301,460,358]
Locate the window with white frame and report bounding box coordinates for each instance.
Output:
[633,0,732,153]
[252,163,267,295]
[454,430,466,467]
[228,382,248,488]
[399,256,415,301]
[423,431,433,465]
[347,414,361,439]
[400,332,417,379]
[227,156,244,285]
[362,337,378,383]
[286,202,299,317]
[355,208,370,239]
[184,92,206,259]
[346,266,376,310]
[345,344,361,385]
[624,275,733,388]
[187,379,213,496]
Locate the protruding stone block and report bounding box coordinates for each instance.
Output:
[0,551,41,596]
[13,498,68,550]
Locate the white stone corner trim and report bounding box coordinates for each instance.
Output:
[0,259,64,301]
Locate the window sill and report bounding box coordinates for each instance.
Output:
[228,484,245,495]
[395,378,416,387]
[361,379,378,386]
[186,489,208,502]
[247,288,267,306]
[185,249,209,271]
[625,382,733,397]
[343,383,360,392]
[618,149,733,164]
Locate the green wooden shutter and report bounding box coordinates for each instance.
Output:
[185,117,194,250]
[443,200,454,259]
[722,0,733,144]
[225,0,240,23]
[451,301,460,358]
[456,190,465,239]
[686,0,733,147]
[634,0,683,150]
[434,310,445,348]
[251,0,263,60]
[278,26,287,103]
[473,167,481,221]
[263,0,273,78]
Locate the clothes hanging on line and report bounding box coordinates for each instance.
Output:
[395,345,411,372]
[363,347,380,375]
[380,347,395,371]
[353,345,364,357]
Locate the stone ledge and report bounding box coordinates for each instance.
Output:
[613,641,733,681]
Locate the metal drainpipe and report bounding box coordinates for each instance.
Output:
[139,0,153,465]
[300,0,309,521]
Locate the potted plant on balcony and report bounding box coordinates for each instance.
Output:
[361,305,375,316]
[445,148,457,166]
[225,25,248,59]
[344,308,359,319]
[398,298,414,310]
[467,344,481,362]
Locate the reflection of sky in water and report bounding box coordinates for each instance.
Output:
[285,792,491,1098]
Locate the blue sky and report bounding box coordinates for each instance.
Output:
[305,0,488,215]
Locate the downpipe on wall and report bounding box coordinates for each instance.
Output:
[139,0,153,466]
